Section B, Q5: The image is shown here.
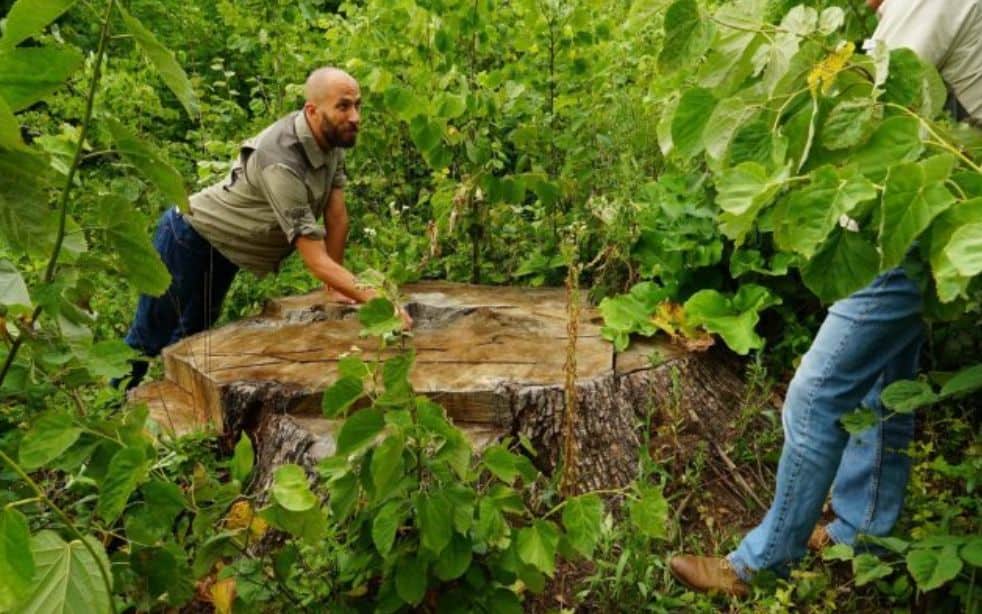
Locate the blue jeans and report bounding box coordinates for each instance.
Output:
[728,267,923,579]
[123,207,239,360]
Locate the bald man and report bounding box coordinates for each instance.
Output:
[117,67,411,389]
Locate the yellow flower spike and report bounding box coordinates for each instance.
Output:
[225,500,254,531]
[211,577,236,614]
[807,41,855,95]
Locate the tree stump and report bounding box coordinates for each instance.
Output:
[132,282,746,494]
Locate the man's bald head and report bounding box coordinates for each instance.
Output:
[303,66,361,150]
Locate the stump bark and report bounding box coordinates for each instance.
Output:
[132,282,745,494]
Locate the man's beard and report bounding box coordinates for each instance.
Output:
[321,118,357,148]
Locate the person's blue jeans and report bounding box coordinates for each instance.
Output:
[119,208,238,387]
[728,267,923,579]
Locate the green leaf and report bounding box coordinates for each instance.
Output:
[395,555,427,606]
[851,116,923,183]
[19,411,81,470]
[105,120,188,212]
[516,520,560,576]
[961,539,982,567]
[822,543,854,561]
[321,376,363,418]
[434,533,473,581]
[659,0,713,72]
[231,433,254,484]
[944,222,982,278]
[940,364,982,398]
[801,229,879,303]
[372,500,403,556]
[16,531,111,614]
[882,49,924,109]
[0,94,24,149]
[97,445,149,523]
[482,444,521,485]
[0,508,34,610]
[409,116,444,153]
[821,100,882,150]
[382,85,422,120]
[628,485,669,540]
[906,546,963,592]
[0,0,75,50]
[271,464,317,512]
[715,162,789,244]
[436,93,467,119]
[879,157,956,269]
[780,5,817,36]
[562,494,603,558]
[840,407,878,435]
[598,283,670,351]
[927,198,982,302]
[415,491,452,555]
[852,553,893,586]
[475,497,509,547]
[881,380,938,413]
[773,166,876,259]
[0,45,83,111]
[357,298,402,337]
[260,505,326,545]
[0,148,53,258]
[0,259,30,308]
[684,285,780,355]
[728,118,773,167]
[818,6,845,34]
[98,196,171,296]
[670,87,716,159]
[335,407,384,455]
[702,96,755,161]
[370,435,404,494]
[116,5,199,117]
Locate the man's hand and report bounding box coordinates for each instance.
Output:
[325,286,357,304]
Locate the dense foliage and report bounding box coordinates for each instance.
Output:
[0,0,979,611]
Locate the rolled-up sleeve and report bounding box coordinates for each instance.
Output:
[257,163,325,244]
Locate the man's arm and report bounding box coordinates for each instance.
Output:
[324,187,348,264]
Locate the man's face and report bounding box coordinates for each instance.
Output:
[309,81,361,149]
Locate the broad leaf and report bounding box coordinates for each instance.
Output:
[940,364,982,398]
[117,5,199,117]
[19,411,81,470]
[394,555,426,605]
[0,259,31,308]
[880,380,938,413]
[516,520,560,576]
[0,0,75,50]
[850,116,923,182]
[99,196,171,296]
[370,435,404,494]
[840,407,878,435]
[684,285,780,355]
[0,149,54,257]
[335,407,384,455]
[801,229,879,303]
[105,120,188,212]
[906,546,963,592]
[714,162,788,244]
[961,539,982,567]
[415,491,452,555]
[822,100,882,150]
[357,298,402,337]
[0,94,24,149]
[271,464,317,512]
[0,509,34,610]
[0,45,82,111]
[371,500,403,556]
[230,433,254,484]
[628,485,669,539]
[321,376,363,418]
[671,87,716,159]
[97,445,149,523]
[659,0,713,72]
[852,553,893,586]
[562,494,603,558]
[434,533,472,581]
[16,530,111,614]
[944,222,982,278]
[409,116,444,153]
[879,157,956,269]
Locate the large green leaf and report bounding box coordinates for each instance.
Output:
[99,196,171,296]
[702,96,755,161]
[852,553,892,586]
[880,380,938,413]
[879,156,956,269]
[629,485,669,539]
[105,119,188,211]
[409,115,444,153]
[940,364,982,398]
[335,407,384,455]
[684,285,780,355]
[0,94,24,149]
[801,228,879,303]
[944,222,982,277]
[371,500,403,556]
[906,546,963,592]
[821,99,882,150]
[370,434,404,495]
[116,5,199,117]
[97,445,149,523]
[0,0,76,50]
[415,491,452,555]
[18,411,81,470]
[714,162,789,244]
[0,509,34,610]
[394,554,427,605]
[562,493,603,558]
[0,149,53,257]
[850,116,923,182]
[658,0,713,72]
[271,464,317,512]
[516,520,560,576]
[0,46,82,111]
[773,165,876,259]
[230,433,254,484]
[926,198,982,302]
[321,376,363,418]
[0,260,31,308]
[671,87,716,159]
[357,298,403,337]
[433,533,472,581]
[15,531,111,614]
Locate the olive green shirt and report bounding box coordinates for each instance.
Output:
[187,111,347,276]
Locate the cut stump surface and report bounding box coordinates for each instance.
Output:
[133,282,745,493]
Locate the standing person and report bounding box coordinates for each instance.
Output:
[668,0,982,597]
[118,67,413,389]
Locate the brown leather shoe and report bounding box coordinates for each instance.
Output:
[668,555,749,597]
[808,524,831,552]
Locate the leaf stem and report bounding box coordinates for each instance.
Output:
[0,449,117,614]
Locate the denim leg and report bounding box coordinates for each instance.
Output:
[727,268,923,579]
[826,334,921,546]
[168,243,239,346]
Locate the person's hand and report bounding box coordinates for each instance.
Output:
[397,305,414,331]
[324,286,357,304]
